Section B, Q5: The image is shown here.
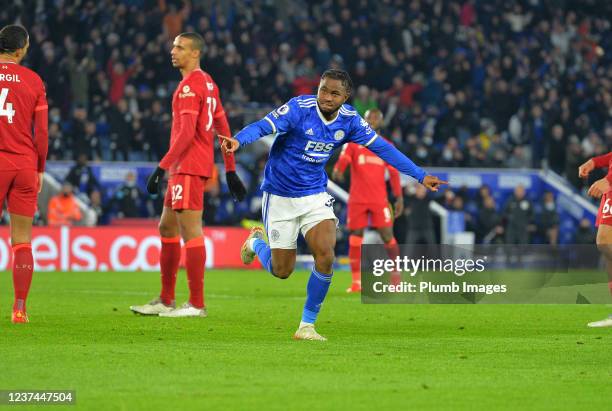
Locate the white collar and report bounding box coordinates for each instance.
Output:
[316,102,339,125]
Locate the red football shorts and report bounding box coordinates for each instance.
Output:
[347,202,393,230]
[596,192,612,227]
[164,174,206,211]
[0,169,38,218]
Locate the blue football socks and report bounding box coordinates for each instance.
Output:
[253,238,273,274]
[302,267,333,324]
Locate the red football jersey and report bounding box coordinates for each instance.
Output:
[334,140,402,205]
[160,68,234,176]
[0,61,48,171]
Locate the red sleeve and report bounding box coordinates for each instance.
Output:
[212,85,236,172]
[333,143,353,173]
[34,83,48,172]
[159,83,202,169]
[387,164,402,197]
[159,113,197,170]
[592,152,612,168]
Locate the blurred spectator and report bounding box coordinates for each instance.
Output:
[478,196,503,244]
[65,154,100,197]
[89,190,108,225]
[538,191,560,245]
[503,185,533,244]
[203,165,220,226]
[111,172,147,218]
[48,183,82,226]
[574,218,596,244]
[403,185,435,244]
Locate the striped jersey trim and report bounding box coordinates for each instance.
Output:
[264,116,277,134]
[364,134,378,147]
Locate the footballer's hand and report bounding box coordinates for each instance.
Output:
[393,197,404,219]
[331,169,344,183]
[587,177,610,199]
[226,171,247,202]
[422,175,448,192]
[578,159,595,178]
[38,172,44,193]
[146,166,165,195]
[219,135,240,154]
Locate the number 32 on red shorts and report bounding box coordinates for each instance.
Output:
[163,174,206,211]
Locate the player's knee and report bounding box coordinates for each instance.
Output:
[158,221,178,237]
[271,259,294,279]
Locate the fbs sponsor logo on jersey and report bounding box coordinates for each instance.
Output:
[303,140,334,163]
[179,85,196,98]
[305,140,334,153]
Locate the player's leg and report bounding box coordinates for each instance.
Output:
[346,202,367,292]
[159,175,207,317]
[130,189,180,315]
[9,213,34,324]
[5,169,37,324]
[373,203,401,285]
[295,218,336,341]
[589,223,612,327]
[377,225,401,285]
[242,192,298,278]
[158,206,180,304]
[348,228,364,292]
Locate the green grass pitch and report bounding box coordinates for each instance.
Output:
[1,269,611,410]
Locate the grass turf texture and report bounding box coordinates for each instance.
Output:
[0,270,611,411]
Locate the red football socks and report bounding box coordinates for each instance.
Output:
[185,237,206,309]
[349,235,363,285]
[12,243,33,312]
[160,236,181,305]
[384,238,401,284]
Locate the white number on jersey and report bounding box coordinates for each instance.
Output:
[0,88,16,124]
[603,199,611,215]
[171,184,183,203]
[205,96,217,131]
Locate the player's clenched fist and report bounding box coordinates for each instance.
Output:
[578,159,595,178]
[219,135,240,154]
[587,177,610,199]
[421,175,448,192]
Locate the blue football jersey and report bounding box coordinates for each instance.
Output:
[257,95,378,197]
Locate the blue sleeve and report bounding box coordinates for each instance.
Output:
[235,119,274,146]
[347,114,426,183]
[367,137,427,183]
[235,98,300,146]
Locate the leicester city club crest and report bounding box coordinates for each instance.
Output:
[334,130,345,141]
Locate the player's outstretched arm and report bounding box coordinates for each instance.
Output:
[367,137,448,191]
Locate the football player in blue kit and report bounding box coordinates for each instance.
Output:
[221,69,447,340]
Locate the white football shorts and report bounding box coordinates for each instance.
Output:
[261,191,338,249]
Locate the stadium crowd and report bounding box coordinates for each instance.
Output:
[1,0,610,243]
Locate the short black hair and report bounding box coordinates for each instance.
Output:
[178,32,204,54]
[321,69,353,95]
[0,25,28,54]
